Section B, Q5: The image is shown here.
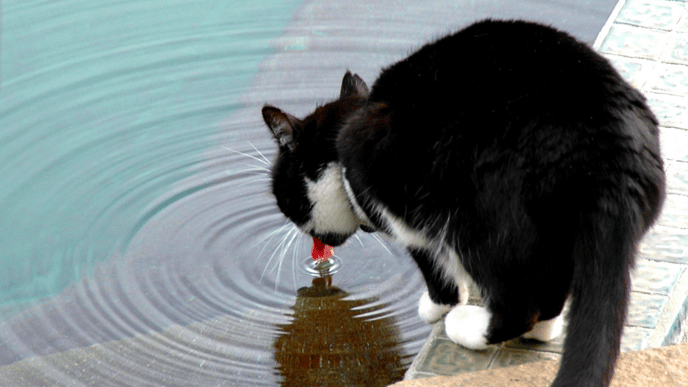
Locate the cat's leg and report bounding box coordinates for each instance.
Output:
[521,313,565,341]
[408,248,466,323]
[444,277,566,349]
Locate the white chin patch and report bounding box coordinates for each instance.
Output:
[305,162,360,237]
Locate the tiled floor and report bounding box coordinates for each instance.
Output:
[406,0,688,380]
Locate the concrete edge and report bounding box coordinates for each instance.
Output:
[391,342,688,387]
[592,0,626,50]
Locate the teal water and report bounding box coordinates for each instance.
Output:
[0,1,619,385]
[0,0,301,305]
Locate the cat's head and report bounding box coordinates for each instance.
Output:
[261,72,370,247]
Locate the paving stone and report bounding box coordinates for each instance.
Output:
[600,24,669,59]
[631,259,684,295]
[417,339,499,375]
[616,0,685,30]
[627,292,667,328]
[657,194,688,229]
[639,226,688,264]
[645,63,688,95]
[666,160,688,194]
[660,127,688,162]
[621,326,653,352]
[646,93,688,129]
[605,54,655,88]
[489,348,561,369]
[504,336,565,354]
[662,33,688,65]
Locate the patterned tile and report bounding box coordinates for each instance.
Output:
[640,225,688,264]
[666,160,688,194]
[615,0,684,30]
[616,0,685,30]
[489,348,561,369]
[645,63,688,95]
[678,11,688,32]
[660,127,688,162]
[657,194,688,229]
[631,259,684,295]
[646,93,688,129]
[600,24,669,59]
[662,33,688,65]
[620,326,653,352]
[504,335,565,354]
[627,291,667,328]
[605,54,655,88]
[417,339,499,375]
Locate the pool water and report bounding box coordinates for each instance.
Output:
[0,0,618,385]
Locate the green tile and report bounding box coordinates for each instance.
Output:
[605,54,655,88]
[640,225,688,264]
[657,194,688,229]
[600,24,669,60]
[631,259,683,295]
[627,291,667,328]
[667,160,688,194]
[646,63,688,95]
[489,348,561,369]
[646,94,688,130]
[662,34,688,65]
[504,335,565,354]
[620,326,652,352]
[660,127,688,162]
[417,339,499,375]
[616,0,684,30]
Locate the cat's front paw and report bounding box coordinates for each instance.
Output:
[418,291,452,323]
[521,314,564,342]
[444,305,491,350]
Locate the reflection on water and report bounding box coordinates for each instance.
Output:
[275,273,405,386]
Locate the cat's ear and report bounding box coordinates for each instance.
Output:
[262,105,302,152]
[340,71,369,99]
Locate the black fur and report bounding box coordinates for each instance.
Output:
[262,20,665,387]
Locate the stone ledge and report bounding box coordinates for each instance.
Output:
[391,343,688,387]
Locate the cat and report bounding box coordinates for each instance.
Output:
[261,19,665,387]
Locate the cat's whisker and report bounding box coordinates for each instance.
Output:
[273,228,300,292]
[353,234,366,248]
[222,145,271,166]
[236,164,271,174]
[290,232,302,291]
[371,233,393,255]
[256,223,292,261]
[247,140,272,166]
[259,224,296,284]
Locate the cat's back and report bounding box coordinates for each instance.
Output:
[338,19,662,229]
[368,19,638,123]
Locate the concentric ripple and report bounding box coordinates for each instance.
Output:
[0,0,620,385]
[0,1,434,385]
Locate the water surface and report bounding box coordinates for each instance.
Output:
[0,0,618,385]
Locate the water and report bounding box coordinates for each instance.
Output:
[0,0,618,385]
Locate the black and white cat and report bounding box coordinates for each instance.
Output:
[261,20,665,387]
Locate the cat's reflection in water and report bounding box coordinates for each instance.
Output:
[274,274,405,387]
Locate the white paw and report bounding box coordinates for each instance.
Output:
[444,305,491,350]
[522,314,564,342]
[418,291,453,323]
